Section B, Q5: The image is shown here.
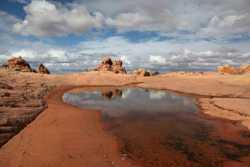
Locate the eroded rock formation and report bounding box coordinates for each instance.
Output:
[2,56,50,74]
[133,68,151,76]
[5,56,33,72]
[217,64,250,74]
[95,57,127,74]
[37,64,50,74]
[133,68,159,77]
[240,65,250,73]
[0,72,50,146]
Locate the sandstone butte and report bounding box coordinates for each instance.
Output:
[0,56,250,167]
[217,64,250,74]
[2,56,50,74]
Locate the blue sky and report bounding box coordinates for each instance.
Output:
[0,0,250,72]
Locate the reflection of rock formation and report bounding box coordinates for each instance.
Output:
[101,89,123,99]
[95,57,127,74]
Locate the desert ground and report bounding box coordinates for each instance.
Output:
[0,68,250,167]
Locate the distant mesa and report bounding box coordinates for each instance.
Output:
[95,57,127,74]
[133,68,159,77]
[217,64,250,74]
[1,56,50,74]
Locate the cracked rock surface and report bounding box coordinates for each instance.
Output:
[0,70,51,146]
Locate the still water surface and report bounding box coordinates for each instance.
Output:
[63,87,250,167]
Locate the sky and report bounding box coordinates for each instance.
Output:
[0,0,250,72]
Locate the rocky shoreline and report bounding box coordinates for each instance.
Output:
[0,70,52,147]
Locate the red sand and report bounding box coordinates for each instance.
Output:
[1,70,250,167]
[0,87,139,167]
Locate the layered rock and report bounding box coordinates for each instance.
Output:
[217,64,250,74]
[133,68,151,76]
[2,56,50,74]
[240,65,250,73]
[133,68,159,77]
[37,64,50,74]
[5,56,33,72]
[0,72,50,147]
[0,82,13,90]
[112,60,126,74]
[95,57,127,74]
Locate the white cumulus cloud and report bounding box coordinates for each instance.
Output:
[200,13,250,37]
[149,55,167,65]
[81,0,250,36]
[9,0,250,37]
[13,0,105,37]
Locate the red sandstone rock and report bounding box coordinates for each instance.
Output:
[0,82,13,90]
[37,64,50,74]
[240,65,250,73]
[101,57,113,66]
[2,57,50,74]
[217,64,250,74]
[95,57,127,74]
[133,68,152,77]
[6,56,33,72]
[217,65,242,74]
